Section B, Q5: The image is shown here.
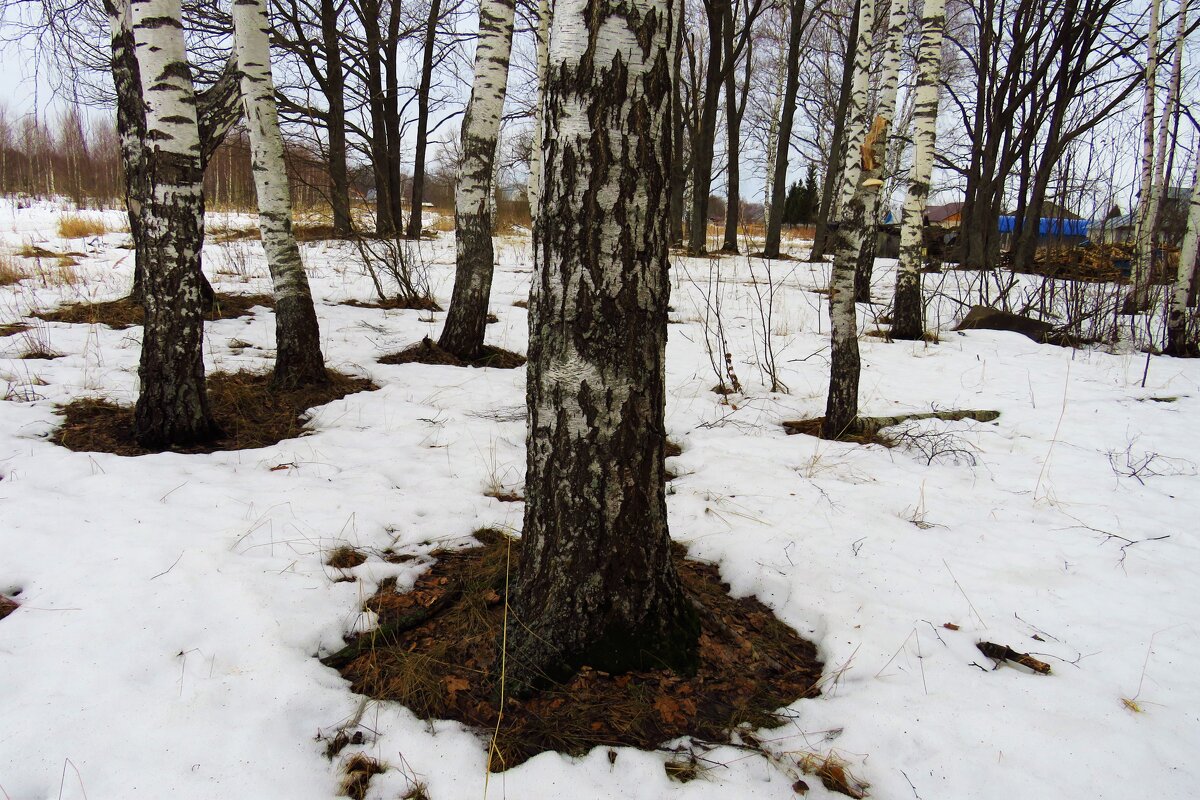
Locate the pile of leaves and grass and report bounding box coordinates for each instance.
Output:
[379,337,526,370]
[50,369,376,456]
[340,296,443,311]
[324,529,824,772]
[34,292,275,329]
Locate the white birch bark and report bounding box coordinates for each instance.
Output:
[1129,0,1162,303]
[824,0,905,437]
[130,0,216,445]
[836,0,878,213]
[892,0,945,340]
[1167,148,1200,355]
[509,0,697,688]
[232,0,327,386]
[527,0,552,219]
[439,0,517,357]
[762,65,786,226]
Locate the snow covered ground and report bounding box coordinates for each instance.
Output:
[1,198,1198,799]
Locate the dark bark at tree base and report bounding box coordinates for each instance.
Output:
[273,295,330,389]
[890,270,924,339]
[854,235,875,303]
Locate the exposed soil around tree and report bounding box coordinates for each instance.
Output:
[51,369,376,455]
[34,292,275,329]
[323,529,823,771]
[378,337,526,369]
[339,296,442,311]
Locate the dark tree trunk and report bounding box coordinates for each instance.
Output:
[720,3,743,254]
[763,0,807,259]
[407,0,443,239]
[510,0,699,690]
[668,11,687,246]
[384,6,405,232]
[853,227,875,303]
[809,0,858,262]
[364,2,395,236]
[687,0,727,254]
[322,0,352,236]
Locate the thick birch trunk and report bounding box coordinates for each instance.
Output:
[892,0,944,340]
[1128,0,1161,309]
[824,0,898,439]
[1166,149,1200,356]
[130,0,218,448]
[510,0,698,690]
[233,0,328,389]
[527,0,550,220]
[438,0,517,358]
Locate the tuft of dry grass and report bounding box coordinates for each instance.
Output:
[0,253,28,286]
[34,292,274,329]
[327,545,368,569]
[797,752,869,799]
[339,753,385,800]
[51,369,377,455]
[57,213,110,239]
[341,296,442,311]
[0,323,31,337]
[379,337,526,370]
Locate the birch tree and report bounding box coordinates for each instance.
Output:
[821,0,890,439]
[509,0,699,689]
[891,0,944,340]
[1128,0,1172,312]
[233,0,329,388]
[1166,147,1200,356]
[848,0,906,304]
[438,0,517,359]
[130,0,219,447]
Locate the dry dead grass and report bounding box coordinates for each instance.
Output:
[0,253,28,286]
[339,753,385,800]
[51,369,377,455]
[379,337,526,370]
[57,213,110,239]
[34,292,274,329]
[328,531,824,771]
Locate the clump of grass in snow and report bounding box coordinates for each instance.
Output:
[0,253,28,285]
[57,213,110,239]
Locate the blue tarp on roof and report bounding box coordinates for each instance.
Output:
[997,216,1089,236]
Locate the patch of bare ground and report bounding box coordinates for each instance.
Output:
[340,296,442,311]
[0,323,31,337]
[323,530,823,771]
[34,292,275,329]
[0,595,17,621]
[379,337,526,370]
[51,369,376,455]
[781,417,897,447]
